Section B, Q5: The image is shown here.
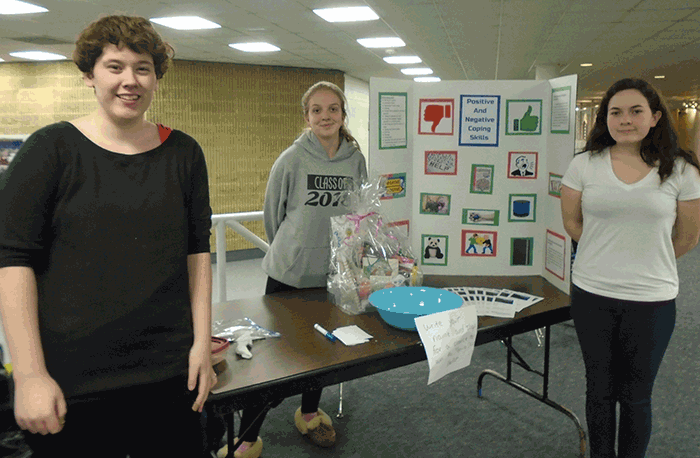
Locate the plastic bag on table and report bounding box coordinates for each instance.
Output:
[327,178,423,315]
[211,317,281,341]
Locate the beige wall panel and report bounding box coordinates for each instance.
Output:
[0,60,344,252]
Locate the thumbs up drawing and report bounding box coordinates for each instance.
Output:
[519,105,539,132]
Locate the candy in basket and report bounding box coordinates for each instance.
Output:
[327,179,423,315]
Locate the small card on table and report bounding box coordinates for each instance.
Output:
[333,325,373,346]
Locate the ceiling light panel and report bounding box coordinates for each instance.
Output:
[150,16,221,30]
[10,51,66,61]
[384,55,422,64]
[0,0,48,15]
[357,37,405,48]
[401,67,433,75]
[313,6,379,23]
[229,42,281,52]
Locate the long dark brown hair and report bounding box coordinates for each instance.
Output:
[585,78,699,182]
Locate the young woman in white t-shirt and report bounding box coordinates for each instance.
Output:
[561,78,700,458]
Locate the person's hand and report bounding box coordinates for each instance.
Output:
[14,373,67,435]
[188,341,217,413]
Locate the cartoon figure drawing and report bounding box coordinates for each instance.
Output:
[466,233,479,253]
[482,236,493,254]
[511,155,534,176]
[424,237,444,259]
[464,231,495,256]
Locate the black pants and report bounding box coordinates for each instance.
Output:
[24,375,207,458]
[237,276,324,442]
[570,284,675,458]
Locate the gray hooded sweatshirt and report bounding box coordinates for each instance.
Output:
[261,130,367,288]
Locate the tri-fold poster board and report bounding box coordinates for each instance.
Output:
[368,75,578,294]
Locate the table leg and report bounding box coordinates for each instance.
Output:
[476,326,587,458]
[337,382,345,419]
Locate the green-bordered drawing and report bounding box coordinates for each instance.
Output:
[505,99,542,135]
[470,164,494,194]
[462,208,500,226]
[379,172,406,199]
[421,234,449,266]
[508,193,537,222]
[549,173,563,198]
[378,92,408,149]
[511,237,534,266]
[419,192,451,215]
[551,86,571,134]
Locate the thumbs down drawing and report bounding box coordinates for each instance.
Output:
[424,104,451,133]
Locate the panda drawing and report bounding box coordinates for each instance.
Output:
[424,237,444,259]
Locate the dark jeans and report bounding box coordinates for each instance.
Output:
[238,276,324,442]
[570,284,675,458]
[24,375,207,458]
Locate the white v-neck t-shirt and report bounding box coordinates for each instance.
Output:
[562,148,700,301]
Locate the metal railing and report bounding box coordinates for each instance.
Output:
[211,211,268,303]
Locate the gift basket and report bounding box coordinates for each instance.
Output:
[327,178,423,315]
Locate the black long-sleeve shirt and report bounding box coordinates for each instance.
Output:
[0,122,212,398]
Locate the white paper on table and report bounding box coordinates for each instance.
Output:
[332,325,373,346]
[474,297,516,318]
[498,289,543,312]
[481,287,502,300]
[515,296,543,312]
[415,304,478,385]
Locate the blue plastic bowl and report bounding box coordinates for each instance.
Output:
[369,287,464,331]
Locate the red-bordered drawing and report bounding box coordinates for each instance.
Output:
[424,151,457,175]
[507,151,538,179]
[418,98,455,135]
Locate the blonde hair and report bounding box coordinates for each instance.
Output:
[301,81,359,149]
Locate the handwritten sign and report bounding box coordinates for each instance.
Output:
[425,151,457,175]
[415,305,478,384]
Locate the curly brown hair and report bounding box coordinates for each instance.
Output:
[73,15,174,79]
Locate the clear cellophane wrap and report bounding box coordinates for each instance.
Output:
[327,179,423,315]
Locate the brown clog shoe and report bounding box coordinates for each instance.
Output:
[294,407,336,447]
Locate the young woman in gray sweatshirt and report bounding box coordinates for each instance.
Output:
[230,82,367,458]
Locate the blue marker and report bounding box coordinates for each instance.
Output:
[314,323,337,342]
